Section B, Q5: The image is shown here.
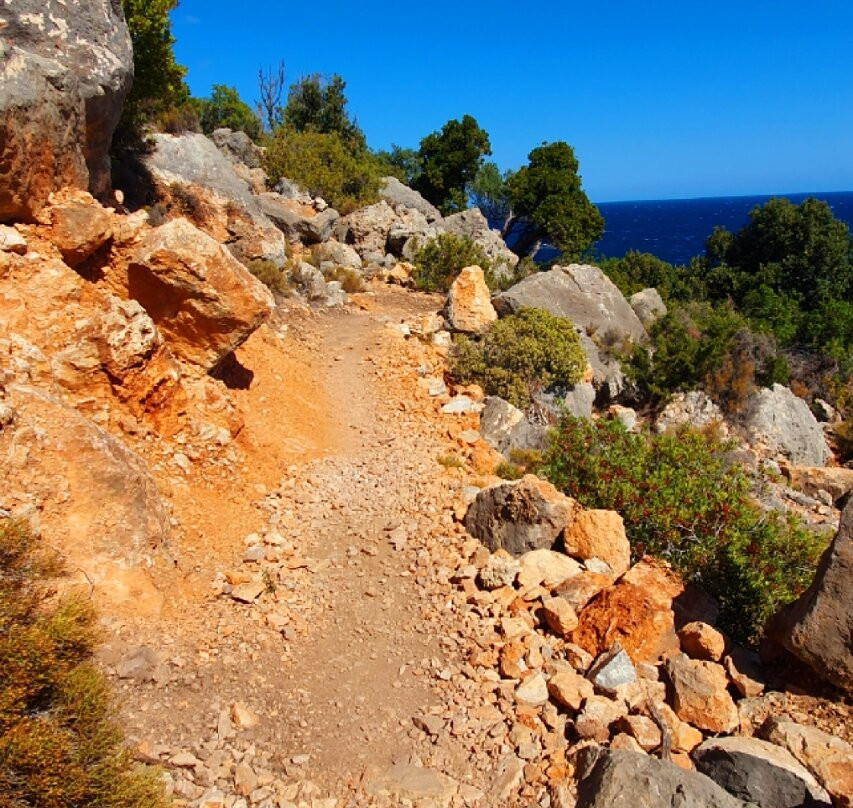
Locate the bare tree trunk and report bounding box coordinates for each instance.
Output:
[258,61,285,132]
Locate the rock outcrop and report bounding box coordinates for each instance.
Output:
[495,264,647,345]
[768,499,853,693]
[655,390,728,435]
[629,287,667,327]
[143,133,287,267]
[0,386,169,614]
[379,176,441,222]
[119,218,275,369]
[0,0,133,217]
[478,396,548,457]
[444,266,497,333]
[743,384,830,466]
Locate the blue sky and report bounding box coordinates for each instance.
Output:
[171,1,853,202]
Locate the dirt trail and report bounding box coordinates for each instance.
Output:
[100,288,501,805]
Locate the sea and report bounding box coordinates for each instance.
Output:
[558,190,853,266]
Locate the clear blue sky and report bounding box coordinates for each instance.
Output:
[171,1,853,202]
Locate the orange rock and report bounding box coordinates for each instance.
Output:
[570,558,683,664]
[444,266,497,333]
[665,653,738,734]
[563,509,631,577]
[678,621,726,662]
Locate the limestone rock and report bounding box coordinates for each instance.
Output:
[379,176,441,221]
[724,647,765,698]
[759,718,853,808]
[312,240,363,270]
[768,499,853,693]
[257,194,339,244]
[588,645,637,696]
[542,596,579,636]
[364,763,459,807]
[516,672,549,705]
[630,287,667,327]
[478,396,548,457]
[655,390,727,435]
[678,621,727,662]
[478,551,520,589]
[40,190,114,266]
[576,748,749,808]
[785,465,853,505]
[666,653,738,734]
[143,132,286,267]
[123,218,274,369]
[0,225,27,254]
[0,0,132,212]
[0,387,168,613]
[444,266,497,333]
[211,128,262,169]
[743,384,830,466]
[562,509,631,578]
[464,475,578,556]
[495,264,647,346]
[547,668,593,711]
[436,208,518,277]
[693,736,831,808]
[517,548,582,589]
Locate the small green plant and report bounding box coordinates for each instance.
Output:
[246,259,291,294]
[323,266,365,293]
[410,233,494,292]
[437,453,465,469]
[495,462,524,480]
[0,519,168,807]
[539,417,827,643]
[450,307,587,409]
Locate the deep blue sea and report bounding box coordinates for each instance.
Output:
[563,191,853,266]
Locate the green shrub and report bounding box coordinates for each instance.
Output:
[410,233,494,292]
[450,308,586,409]
[192,84,262,140]
[0,519,168,808]
[246,259,291,294]
[262,128,381,214]
[322,266,365,293]
[539,417,827,643]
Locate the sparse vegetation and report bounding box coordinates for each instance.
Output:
[437,454,465,469]
[450,308,587,409]
[540,417,827,643]
[322,266,365,293]
[246,259,292,294]
[0,519,168,807]
[410,233,493,292]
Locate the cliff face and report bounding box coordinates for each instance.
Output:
[0,0,132,218]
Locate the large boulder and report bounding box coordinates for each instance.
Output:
[257,194,339,245]
[655,390,728,435]
[435,208,519,276]
[785,465,853,505]
[379,176,441,222]
[143,133,287,267]
[759,719,853,808]
[630,287,667,327]
[444,266,497,333]
[768,499,853,693]
[693,736,831,808]
[665,653,739,734]
[743,384,830,466]
[0,0,133,213]
[464,474,578,556]
[120,218,274,369]
[0,386,169,614]
[478,396,548,457]
[495,264,647,346]
[0,232,182,419]
[575,748,749,808]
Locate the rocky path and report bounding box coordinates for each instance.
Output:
[98,290,514,807]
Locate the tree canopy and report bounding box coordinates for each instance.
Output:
[503,141,603,259]
[282,74,365,147]
[117,0,188,142]
[193,84,261,140]
[413,115,491,215]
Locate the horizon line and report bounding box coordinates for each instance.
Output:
[592,188,853,206]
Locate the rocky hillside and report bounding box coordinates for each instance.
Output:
[0,3,851,808]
